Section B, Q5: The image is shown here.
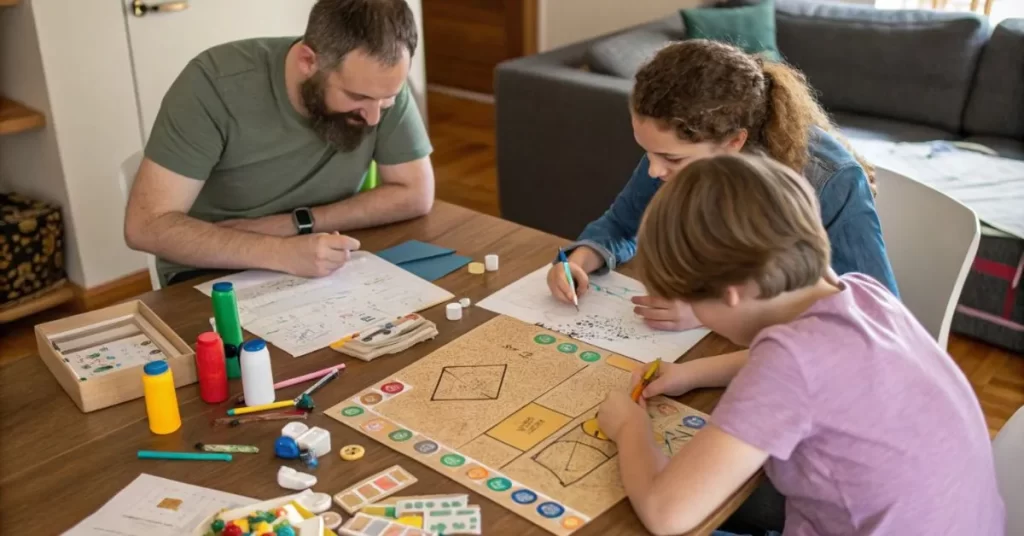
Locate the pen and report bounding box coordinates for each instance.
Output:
[295,368,339,402]
[195,442,259,454]
[631,359,662,402]
[558,249,580,311]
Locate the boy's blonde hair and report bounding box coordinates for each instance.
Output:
[637,153,830,302]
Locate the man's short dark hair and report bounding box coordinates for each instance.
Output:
[304,0,418,70]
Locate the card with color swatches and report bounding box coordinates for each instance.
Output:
[334,465,418,514]
[339,512,433,536]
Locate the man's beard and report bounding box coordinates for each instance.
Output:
[301,72,373,152]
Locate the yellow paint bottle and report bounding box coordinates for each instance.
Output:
[142,360,181,434]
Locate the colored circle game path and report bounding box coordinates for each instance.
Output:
[326,316,710,536]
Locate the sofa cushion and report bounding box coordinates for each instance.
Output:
[961,136,1024,161]
[585,30,677,79]
[832,111,958,143]
[775,0,988,133]
[680,0,781,61]
[963,19,1024,140]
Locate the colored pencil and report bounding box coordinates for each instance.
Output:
[558,249,580,311]
[137,450,232,462]
[631,359,662,402]
[227,399,295,416]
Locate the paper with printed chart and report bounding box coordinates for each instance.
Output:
[195,252,454,357]
[477,266,709,363]
[65,474,253,536]
[850,139,1024,239]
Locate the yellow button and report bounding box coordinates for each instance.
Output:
[468,262,485,274]
[340,444,365,461]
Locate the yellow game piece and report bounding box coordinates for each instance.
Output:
[254,521,272,534]
[232,518,250,533]
[582,417,608,440]
[468,262,485,274]
[396,515,423,528]
[340,444,365,461]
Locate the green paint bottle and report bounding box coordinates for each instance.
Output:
[211,282,243,379]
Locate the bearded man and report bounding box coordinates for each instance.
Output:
[124,0,433,287]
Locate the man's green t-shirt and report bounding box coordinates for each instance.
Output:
[144,36,432,286]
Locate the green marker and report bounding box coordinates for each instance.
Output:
[211,282,243,379]
[137,450,232,462]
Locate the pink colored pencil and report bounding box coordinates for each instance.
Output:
[234,364,346,403]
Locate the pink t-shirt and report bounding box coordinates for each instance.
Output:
[713,274,1005,535]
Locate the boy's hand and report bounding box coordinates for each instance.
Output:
[546,262,590,305]
[630,362,696,400]
[632,296,702,331]
[598,391,647,442]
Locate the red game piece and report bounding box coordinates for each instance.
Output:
[222,523,243,536]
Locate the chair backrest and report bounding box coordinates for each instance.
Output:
[119,151,161,291]
[873,166,980,349]
[994,405,1024,535]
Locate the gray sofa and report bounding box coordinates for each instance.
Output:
[495,0,1024,242]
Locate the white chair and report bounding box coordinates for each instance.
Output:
[994,405,1024,535]
[873,166,980,350]
[118,151,162,291]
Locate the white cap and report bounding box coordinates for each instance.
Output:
[446,303,463,321]
[459,297,471,308]
[485,254,499,271]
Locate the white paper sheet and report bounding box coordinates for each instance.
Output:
[195,252,454,356]
[477,267,709,363]
[850,139,1024,238]
[64,474,252,536]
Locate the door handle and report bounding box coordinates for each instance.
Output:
[131,0,189,17]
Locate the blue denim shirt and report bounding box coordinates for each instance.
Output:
[569,128,900,297]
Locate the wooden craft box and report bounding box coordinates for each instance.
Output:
[35,300,196,413]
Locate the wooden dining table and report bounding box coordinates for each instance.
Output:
[0,202,760,535]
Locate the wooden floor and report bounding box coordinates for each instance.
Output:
[2,90,1021,437]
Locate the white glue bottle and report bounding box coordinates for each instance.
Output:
[240,338,275,406]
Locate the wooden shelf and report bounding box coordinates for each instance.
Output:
[0,0,21,8]
[0,283,75,324]
[0,97,46,135]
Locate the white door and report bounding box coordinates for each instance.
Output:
[124,0,317,140]
[123,0,427,142]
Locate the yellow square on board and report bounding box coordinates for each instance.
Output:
[605,354,641,372]
[486,403,571,451]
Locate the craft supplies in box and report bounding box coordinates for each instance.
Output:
[35,300,195,412]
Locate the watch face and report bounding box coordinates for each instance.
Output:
[294,209,313,227]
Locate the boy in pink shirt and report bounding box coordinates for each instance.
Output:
[596,153,1005,535]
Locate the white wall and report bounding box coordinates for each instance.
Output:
[538,0,702,52]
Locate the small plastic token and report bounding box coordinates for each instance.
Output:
[533,334,556,345]
[360,392,383,405]
[537,502,565,518]
[579,351,601,362]
[468,262,485,274]
[511,489,538,504]
[487,477,512,491]
[340,405,364,417]
[389,429,414,442]
[340,444,365,461]
[320,511,343,530]
[440,453,466,467]
[381,381,405,394]
[562,516,584,529]
[466,467,489,480]
[683,415,707,429]
[414,440,439,454]
[557,343,578,354]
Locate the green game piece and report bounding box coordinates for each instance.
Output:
[341,406,364,417]
[557,343,578,354]
[533,334,556,345]
[441,454,465,467]
[211,519,225,532]
[579,351,600,362]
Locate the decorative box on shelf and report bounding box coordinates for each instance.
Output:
[0,192,69,320]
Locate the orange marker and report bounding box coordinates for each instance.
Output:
[631,359,662,402]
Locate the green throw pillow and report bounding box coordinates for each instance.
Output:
[680,0,781,62]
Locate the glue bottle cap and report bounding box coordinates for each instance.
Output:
[212,282,234,292]
[242,339,267,353]
[144,360,169,375]
[197,332,221,346]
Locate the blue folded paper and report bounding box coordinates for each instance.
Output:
[376,240,471,281]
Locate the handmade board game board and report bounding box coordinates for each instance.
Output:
[326,316,710,536]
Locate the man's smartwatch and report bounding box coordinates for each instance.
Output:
[292,207,314,235]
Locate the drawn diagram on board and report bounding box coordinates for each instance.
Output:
[477,266,710,363]
[195,252,453,356]
[327,316,711,536]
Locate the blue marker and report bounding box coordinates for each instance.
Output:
[558,249,580,311]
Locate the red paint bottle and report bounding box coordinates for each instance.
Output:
[195,332,229,404]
